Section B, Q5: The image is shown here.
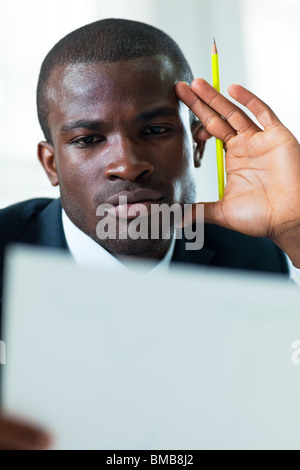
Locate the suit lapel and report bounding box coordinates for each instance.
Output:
[20,199,68,249]
[172,233,216,266]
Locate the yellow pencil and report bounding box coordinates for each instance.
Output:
[211,38,225,199]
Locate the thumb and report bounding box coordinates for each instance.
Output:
[179,201,223,228]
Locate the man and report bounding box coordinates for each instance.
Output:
[0,18,299,449]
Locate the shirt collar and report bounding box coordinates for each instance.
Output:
[62,209,175,274]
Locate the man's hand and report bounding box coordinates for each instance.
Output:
[176,79,300,267]
[0,414,51,450]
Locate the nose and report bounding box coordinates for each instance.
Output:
[105,136,154,182]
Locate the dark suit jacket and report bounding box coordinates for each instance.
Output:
[0,198,289,328]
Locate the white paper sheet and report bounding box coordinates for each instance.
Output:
[2,246,300,450]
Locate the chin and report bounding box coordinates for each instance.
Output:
[95,237,172,259]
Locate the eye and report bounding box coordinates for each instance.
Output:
[143,126,170,135]
[73,135,105,146]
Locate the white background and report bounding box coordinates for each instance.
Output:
[0,0,299,208]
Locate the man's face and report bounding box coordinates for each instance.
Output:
[40,56,200,258]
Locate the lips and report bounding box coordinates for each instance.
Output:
[106,189,164,219]
[107,189,164,207]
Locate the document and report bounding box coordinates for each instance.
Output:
[2,246,300,450]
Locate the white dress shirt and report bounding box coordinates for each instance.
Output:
[62,209,175,274]
[285,255,300,285]
[62,209,300,284]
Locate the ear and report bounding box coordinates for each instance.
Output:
[37,141,59,187]
[191,121,211,168]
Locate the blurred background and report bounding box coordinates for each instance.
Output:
[0,0,299,208]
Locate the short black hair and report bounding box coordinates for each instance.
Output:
[36,18,195,143]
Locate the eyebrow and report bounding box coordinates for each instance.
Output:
[134,106,179,122]
[59,107,180,135]
[60,120,102,134]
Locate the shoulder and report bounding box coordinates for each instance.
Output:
[0,197,54,220]
[0,198,58,322]
[205,224,288,273]
[0,198,55,244]
[174,223,289,274]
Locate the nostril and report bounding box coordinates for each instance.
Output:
[107,174,121,181]
[140,169,151,178]
[105,158,154,182]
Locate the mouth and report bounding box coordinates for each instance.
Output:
[106,189,164,219]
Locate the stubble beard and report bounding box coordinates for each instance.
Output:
[60,182,197,259]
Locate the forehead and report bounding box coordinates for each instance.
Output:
[46,56,181,122]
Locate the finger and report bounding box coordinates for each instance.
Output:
[0,415,51,450]
[227,84,282,130]
[0,435,49,450]
[180,201,225,228]
[198,128,213,140]
[191,79,261,135]
[176,81,236,143]
[192,122,213,141]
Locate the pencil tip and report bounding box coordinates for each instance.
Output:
[212,38,218,54]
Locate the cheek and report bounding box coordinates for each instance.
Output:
[172,129,194,178]
[56,149,103,190]
[163,129,194,174]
